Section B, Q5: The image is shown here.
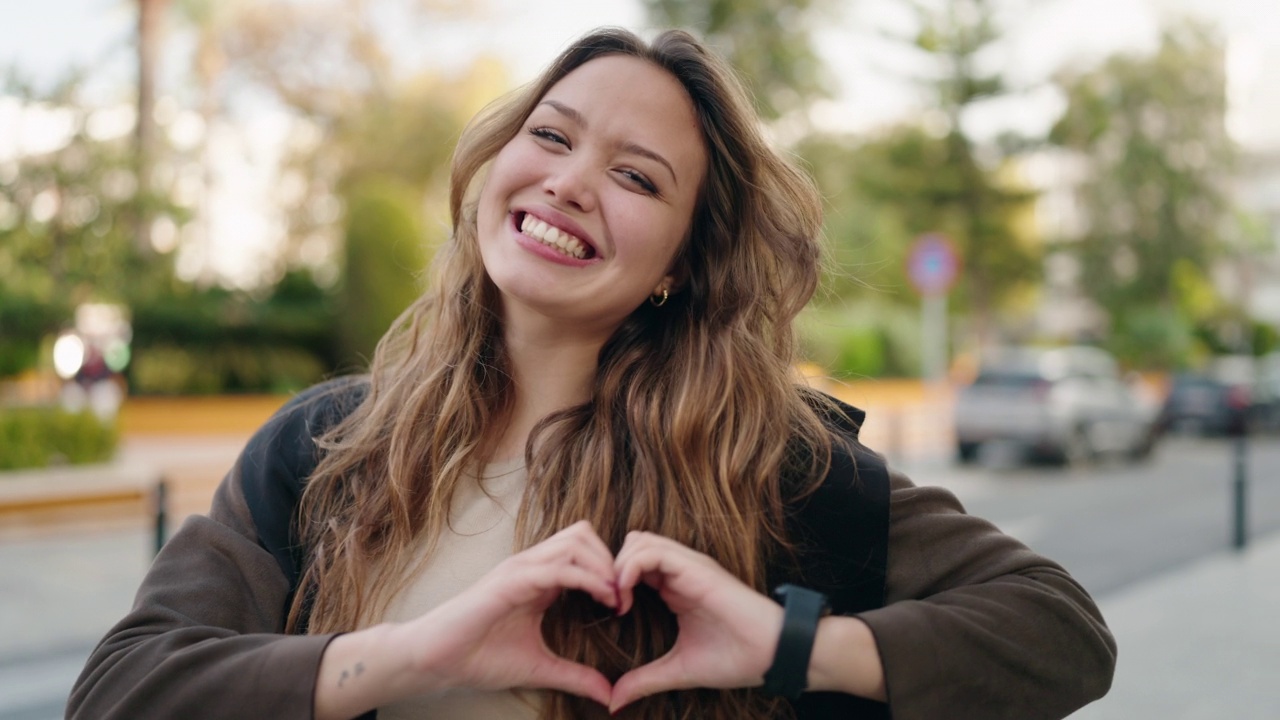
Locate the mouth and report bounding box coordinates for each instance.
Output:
[514,211,597,260]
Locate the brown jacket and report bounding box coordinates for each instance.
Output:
[67,379,1115,719]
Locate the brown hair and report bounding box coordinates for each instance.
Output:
[290,27,840,720]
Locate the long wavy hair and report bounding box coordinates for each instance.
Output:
[289,27,844,720]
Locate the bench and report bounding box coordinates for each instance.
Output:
[0,464,170,553]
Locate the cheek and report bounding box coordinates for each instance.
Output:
[478,144,528,210]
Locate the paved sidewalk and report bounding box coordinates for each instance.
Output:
[1069,533,1280,719]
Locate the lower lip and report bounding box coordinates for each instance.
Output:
[510,214,598,268]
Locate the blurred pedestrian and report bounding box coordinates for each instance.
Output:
[69,27,1115,720]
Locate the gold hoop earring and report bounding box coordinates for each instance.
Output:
[650,288,669,307]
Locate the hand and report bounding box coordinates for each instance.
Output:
[609,531,784,713]
[398,520,618,706]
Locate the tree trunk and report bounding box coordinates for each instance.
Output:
[136,0,169,252]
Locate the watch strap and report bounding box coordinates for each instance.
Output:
[761,584,828,699]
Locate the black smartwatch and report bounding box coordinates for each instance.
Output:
[761,584,829,699]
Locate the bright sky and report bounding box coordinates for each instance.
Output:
[2,0,1277,285]
[2,0,1276,139]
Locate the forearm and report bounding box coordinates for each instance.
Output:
[314,624,427,720]
[806,616,887,702]
[867,473,1116,718]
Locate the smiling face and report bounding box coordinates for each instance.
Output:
[476,54,707,338]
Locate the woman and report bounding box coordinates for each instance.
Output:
[69,27,1115,720]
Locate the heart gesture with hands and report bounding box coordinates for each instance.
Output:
[356,521,785,717]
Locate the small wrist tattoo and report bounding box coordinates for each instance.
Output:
[338,661,366,688]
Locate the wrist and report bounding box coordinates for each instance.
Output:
[316,624,416,720]
[807,616,887,701]
[760,584,828,699]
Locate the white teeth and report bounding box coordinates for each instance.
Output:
[519,213,588,259]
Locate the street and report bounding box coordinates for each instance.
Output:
[2,434,1277,719]
[903,434,1280,597]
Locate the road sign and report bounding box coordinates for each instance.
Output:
[907,233,959,296]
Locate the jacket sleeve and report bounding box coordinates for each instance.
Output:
[66,380,363,720]
[856,470,1117,720]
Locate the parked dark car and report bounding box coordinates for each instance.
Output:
[1158,372,1252,437]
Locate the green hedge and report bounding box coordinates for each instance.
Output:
[0,408,118,470]
[129,343,327,395]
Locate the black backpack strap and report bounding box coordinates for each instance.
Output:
[780,394,892,720]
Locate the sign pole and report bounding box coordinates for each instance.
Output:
[922,292,948,384]
[907,233,959,385]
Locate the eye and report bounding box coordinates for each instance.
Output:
[529,126,569,148]
[617,168,659,196]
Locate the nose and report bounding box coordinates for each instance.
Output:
[541,156,597,213]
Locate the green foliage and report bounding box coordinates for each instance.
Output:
[897,0,1041,335]
[336,180,429,368]
[0,292,71,377]
[911,0,1006,108]
[0,407,117,470]
[799,302,922,378]
[126,272,338,394]
[798,126,1039,319]
[642,0,833,118]
[0,70,186,308]
[1105,305,1197,370]
[1051,21,1233,329]
[130,343,327,395]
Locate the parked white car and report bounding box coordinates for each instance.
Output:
[953,346,1159,465]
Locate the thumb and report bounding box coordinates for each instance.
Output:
[609,651,684,714]
[528,655,614,708]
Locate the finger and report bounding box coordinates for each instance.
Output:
[614,532,667,614]
[615,544,684,615]
[533,522,617,580]
[518,562,618,610]
[609,652,688,713]
[526,656,614,708]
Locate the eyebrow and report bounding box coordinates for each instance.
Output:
[538,99,679,187]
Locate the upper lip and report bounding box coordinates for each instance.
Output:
[515,206,601,257]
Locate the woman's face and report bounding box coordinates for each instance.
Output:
[476,54,707,337]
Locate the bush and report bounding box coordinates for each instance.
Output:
[798,301,922,378]
[0,407,118,470]
[0,294,71,377]
[126,272,340,395]
[129,344,328,395]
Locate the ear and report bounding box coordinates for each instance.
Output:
[661,260,690,295]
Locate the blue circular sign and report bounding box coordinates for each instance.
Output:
[907,233,959,295]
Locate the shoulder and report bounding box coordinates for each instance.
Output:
[235,375,369,586]
[241,374,370,475]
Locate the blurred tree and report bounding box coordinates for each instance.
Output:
[1051,20,1234,367]
[796,123,1037,375]
[214,0,481,370]
[0,73,185,307]
[0,70,189,379]
[904,0,1040,344]
[336,180,428,367]
[642,0,834,119]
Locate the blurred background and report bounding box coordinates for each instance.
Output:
[1,1,1278,718]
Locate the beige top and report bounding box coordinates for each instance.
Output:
[375,458,544,720]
